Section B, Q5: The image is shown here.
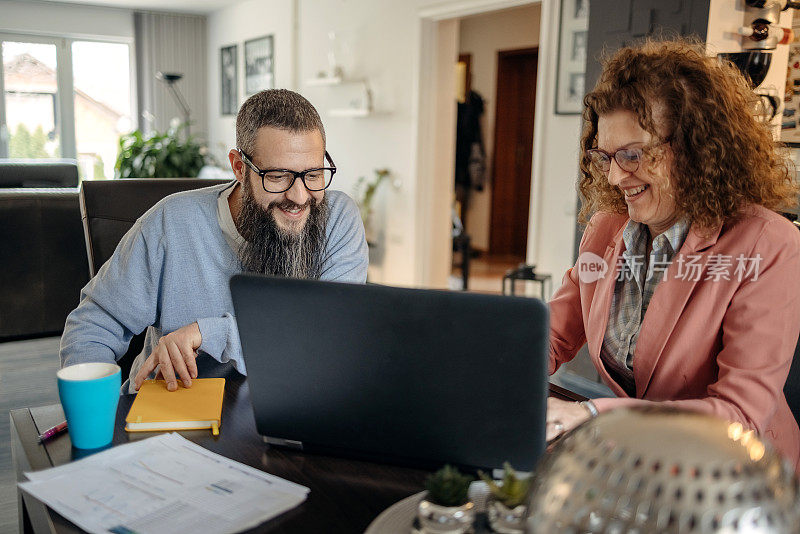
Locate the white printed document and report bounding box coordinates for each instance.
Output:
[19,433,309,534]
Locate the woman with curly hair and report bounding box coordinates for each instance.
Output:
[546,39,800,470]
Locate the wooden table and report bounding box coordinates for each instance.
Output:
[11,373,584,534]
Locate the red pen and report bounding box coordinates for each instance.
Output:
[38,421,68,443]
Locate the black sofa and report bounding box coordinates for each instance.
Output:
[0,159,79,188]
[0,188,89,339]
[0,159,84,339]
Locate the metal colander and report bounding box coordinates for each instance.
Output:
[525,408,800,533]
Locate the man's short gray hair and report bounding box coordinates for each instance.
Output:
[235,89,326,155]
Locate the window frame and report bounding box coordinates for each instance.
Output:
[0,31,137,166]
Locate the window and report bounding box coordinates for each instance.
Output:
[0,34,135,180]
[2,42,61,159]
[72,41,133,179]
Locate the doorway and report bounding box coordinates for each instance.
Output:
[444,5,542,292]
[489,48,538,258]
[416,0,543,290]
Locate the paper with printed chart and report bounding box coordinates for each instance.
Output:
[19,432,309,534]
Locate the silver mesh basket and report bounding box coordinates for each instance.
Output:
[525,408,800,533]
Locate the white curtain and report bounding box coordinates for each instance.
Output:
[134,11,207,141]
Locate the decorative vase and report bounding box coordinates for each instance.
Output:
[486,498,526,533]
[416,497,475,534]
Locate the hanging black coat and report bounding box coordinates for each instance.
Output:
[455,90,487,191]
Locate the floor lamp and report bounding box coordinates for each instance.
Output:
[155,72,191,137]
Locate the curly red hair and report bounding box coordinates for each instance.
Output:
[579,39,798,230]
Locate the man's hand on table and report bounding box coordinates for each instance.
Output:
[133,322,202,392]
[545,398,593,441]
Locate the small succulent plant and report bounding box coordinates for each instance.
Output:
[478,462,531,508]
[424,464,474,507]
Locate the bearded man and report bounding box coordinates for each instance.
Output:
[60,90,368,392]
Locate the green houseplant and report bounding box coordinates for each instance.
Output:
[354,168,390,224]
[353,168,390,244]
[479,463,531,533]
[115,122,208,178]
[417,465,475,533]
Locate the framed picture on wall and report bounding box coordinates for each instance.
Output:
[245,35,274,95]
[555,0,589,115]
[220,44,238,116]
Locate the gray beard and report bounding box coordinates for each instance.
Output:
[236,178,329,279]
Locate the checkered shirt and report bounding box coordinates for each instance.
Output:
[600,218,690,396]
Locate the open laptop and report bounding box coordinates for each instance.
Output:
[230,274,549,471]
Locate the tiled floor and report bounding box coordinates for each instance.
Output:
[450,253,524,294]
[0,336,61,533]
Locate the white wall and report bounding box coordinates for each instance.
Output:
[206,0,296,163]
[299,0,422,286]
[458,4,541,252]
[428,18,460,286]
[526,0,580,288]
[0,0,134,39]
[206,0,579,288]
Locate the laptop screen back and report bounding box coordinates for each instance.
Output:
[231,274,549,471]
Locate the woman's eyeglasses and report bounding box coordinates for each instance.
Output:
[586,140,670,175]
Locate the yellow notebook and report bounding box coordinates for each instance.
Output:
[125,378,225,435]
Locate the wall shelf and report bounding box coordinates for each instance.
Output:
[304,73,374,118]
[329,108,370,118]
[305,76,343,86]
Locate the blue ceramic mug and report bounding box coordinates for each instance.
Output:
[57,363,121,449]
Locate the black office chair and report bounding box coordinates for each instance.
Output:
[784,218,800,425]
[80,178,230,378]
[786,336,800,425]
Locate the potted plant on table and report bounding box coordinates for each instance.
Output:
[478,463,531,533]
[417,464,475,534]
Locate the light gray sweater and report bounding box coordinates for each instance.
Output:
[60,182,368,390]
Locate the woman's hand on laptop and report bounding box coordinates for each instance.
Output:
[133,322,202,392]
[545,398,591,441]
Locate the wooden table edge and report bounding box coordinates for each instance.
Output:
[548,382,588,402]
[11,408,61,534]
[11,383,586,534]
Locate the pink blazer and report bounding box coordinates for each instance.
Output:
[549,205,800,470]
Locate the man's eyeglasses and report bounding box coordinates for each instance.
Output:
[586,140,670,175]
[238,149,337,193]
